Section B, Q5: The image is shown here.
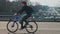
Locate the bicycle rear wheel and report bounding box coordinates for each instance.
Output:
[26,21,38,33]
[7,21,18,33]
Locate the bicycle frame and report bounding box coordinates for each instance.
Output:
[12,15,35,23]
[13,15,21,22]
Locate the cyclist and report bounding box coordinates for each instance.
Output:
[15,1,34,30]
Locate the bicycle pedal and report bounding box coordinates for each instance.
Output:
[19,28,24,30]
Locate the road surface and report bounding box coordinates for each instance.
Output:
[0,21,60,34]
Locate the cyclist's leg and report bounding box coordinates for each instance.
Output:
[23,14,31,28]
[20,19,23,29]
[20,14,31,29]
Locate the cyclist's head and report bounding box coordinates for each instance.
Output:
[20,1,27,6]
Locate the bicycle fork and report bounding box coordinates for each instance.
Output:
[12,21,16,27]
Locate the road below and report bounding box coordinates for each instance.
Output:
[0,21,60,34]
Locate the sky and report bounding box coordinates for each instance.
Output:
[30,0,60,7]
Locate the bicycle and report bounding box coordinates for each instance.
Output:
[7,15,38,33]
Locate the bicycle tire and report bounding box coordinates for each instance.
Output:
[26,21,38,33]
[7,20,18,33]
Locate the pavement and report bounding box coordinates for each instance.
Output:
[0,21,60,34]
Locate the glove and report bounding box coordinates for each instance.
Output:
[14,13,17,16]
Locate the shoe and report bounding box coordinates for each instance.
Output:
[19,28,24,30]
[19,26,26,30]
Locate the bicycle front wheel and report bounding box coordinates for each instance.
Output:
[26,21,38,33]
[7,21,18,33]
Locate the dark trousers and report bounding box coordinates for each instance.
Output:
[20,14,31,28]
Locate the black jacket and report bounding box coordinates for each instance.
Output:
[17,6,34,15]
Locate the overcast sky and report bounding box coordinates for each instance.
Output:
[30,0,60,7]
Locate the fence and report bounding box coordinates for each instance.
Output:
[0,15,60,22]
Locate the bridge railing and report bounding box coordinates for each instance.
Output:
[0,15,14,21]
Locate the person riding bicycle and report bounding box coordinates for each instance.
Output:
[15,1,34,30]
